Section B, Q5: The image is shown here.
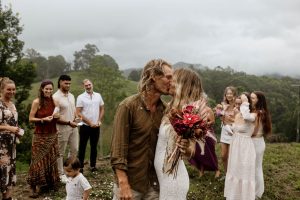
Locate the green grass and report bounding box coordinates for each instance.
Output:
[187,143,300,200]
[15,143,300,200]
[16,161,29,172]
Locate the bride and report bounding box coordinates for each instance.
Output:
[154,68,207,200]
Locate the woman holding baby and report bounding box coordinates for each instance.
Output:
[218,86,238,174]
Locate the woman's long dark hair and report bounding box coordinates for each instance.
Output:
[252,91,272,136]
[39,80,54,108]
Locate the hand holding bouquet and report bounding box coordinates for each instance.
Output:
[166,99,209,177]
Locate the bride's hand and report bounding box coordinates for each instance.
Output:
[176,138,191,157]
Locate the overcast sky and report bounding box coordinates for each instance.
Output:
[3,0,300,76]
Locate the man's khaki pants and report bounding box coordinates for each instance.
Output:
[57,128,79,175]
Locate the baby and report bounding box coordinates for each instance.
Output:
[214,103,225,117]
[223,97,243,135]
[64,156,92,200]
[233,97,242,114]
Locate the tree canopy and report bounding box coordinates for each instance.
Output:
[0,3,24,75]
[73,43,99,70]
[0,3,36,125]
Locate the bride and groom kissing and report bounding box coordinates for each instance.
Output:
[111,59,209,200]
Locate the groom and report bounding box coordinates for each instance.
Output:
[110,59,173,200]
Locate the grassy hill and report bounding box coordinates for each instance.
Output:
[24,71,138,157]
[25,71,138,105]
[14,143,300,200]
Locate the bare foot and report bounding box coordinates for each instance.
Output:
[29,191,39,198]
[215,170,221,178]
[29,186,39,198]
[199,168,204,177]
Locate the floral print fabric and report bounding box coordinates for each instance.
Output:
[0,100,17,193]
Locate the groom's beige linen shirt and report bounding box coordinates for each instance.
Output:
[110,94,165,194]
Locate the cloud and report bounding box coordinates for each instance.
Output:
[3,0,300,76]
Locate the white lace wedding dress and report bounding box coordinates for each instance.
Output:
[154,123,189,200]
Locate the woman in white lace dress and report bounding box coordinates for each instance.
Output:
[154,68,207,200]
[250,91,272,199]
[224,93,256,200]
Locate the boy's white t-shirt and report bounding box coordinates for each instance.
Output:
[66,173,92,200]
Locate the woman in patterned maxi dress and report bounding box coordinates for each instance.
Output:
[27,80,60,198]
[0,77,18,200]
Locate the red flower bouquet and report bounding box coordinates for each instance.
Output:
[166,99,209,176]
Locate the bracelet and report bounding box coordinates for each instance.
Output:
[68,121,71,125]
[40,118,44,123]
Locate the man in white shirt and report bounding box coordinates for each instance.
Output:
[76,79,104,172]
[53,75,79,183]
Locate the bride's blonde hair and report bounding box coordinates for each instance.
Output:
[167,68,204,113]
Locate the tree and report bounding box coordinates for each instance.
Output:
[80,55,128,123]
[89,54,119,70]
[24,48,48,80]
[128,69,141,81]
[0,2,36,123]
[73,43,99,70]
[33,56,48,80]
[24,49,71,80]
[48,55,70,78]
[0,2,35,100]
[7,59,36,123]
[0,2,36,163]
[101,54,119,70]
[0,3,24,76]
[25,48,41,59]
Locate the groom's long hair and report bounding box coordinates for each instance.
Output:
[167,68,204,113]
[138,59,171,94]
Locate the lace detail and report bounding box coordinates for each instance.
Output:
[154,123,189,200]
